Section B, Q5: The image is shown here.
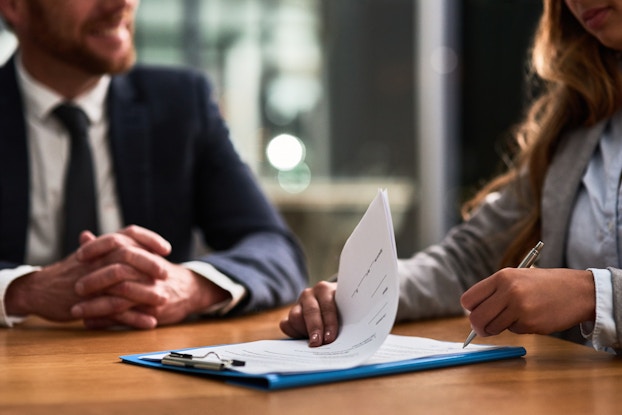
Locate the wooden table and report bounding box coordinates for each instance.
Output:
[2,309,621,415]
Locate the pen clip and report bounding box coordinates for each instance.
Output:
[162,351,245,371]
[517,240,544,268]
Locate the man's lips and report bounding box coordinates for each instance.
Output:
[88,14,132,37]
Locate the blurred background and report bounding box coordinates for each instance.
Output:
[0,0,541,284]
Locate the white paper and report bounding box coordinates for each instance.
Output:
[332,189,398,360]
[142,334,495,375]
[140,190,498,375]
[302,188,399,369]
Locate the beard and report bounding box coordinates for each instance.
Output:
[24,0,136,75]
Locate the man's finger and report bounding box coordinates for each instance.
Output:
[106,281,167,306]
[119,225,172,256]
[71,296,135,319]
[75,263,150,296]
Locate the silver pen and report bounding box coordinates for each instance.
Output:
[462,241,544,348]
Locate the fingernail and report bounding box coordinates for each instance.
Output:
[324,330,332,343]
[71,305,83,318]
[310,332,320,346]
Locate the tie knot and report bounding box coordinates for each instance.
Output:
[52,103,90,140]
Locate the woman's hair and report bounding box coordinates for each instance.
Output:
[462,0,622,267]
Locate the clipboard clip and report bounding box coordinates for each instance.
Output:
[162,351,246,371]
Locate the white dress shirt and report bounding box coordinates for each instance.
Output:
[0,57,245,326]
[567,110,622,352]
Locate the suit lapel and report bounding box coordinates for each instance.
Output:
[107,74,153,228]
[0,57,29,262]
[540,121,605,268]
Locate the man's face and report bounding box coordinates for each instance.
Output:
[19,0,139,75]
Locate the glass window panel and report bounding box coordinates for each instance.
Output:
[135,0,417,284]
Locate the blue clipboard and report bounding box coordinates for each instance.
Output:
[120,345,526,391]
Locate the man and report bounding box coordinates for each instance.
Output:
[0,0,307,329]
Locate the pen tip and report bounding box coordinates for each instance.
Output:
[463,330,476,348]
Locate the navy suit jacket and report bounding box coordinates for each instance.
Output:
[0,57,307,314]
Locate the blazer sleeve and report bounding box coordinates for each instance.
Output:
[395,173,532,322]
[180,71,308,315]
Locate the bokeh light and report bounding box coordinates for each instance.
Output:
[278,162,312,193]
[266,134,306,171]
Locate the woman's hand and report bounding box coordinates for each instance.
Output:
[280,281,339,347]
[461,268,596,337]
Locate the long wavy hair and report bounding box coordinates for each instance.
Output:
[461,0,622,267]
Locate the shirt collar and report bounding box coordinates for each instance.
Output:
[15,54,111,125]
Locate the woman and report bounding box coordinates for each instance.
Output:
[280,0,622,352]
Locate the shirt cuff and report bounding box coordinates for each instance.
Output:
[581,268,617,351]
[0,265,41,327]
[182,261,246,316]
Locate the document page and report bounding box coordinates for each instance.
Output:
[142,334,496,375]
[326,188,399,366]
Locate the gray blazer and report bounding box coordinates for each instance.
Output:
[397,119,622,347]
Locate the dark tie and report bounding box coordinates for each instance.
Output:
[52,103,99,255]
